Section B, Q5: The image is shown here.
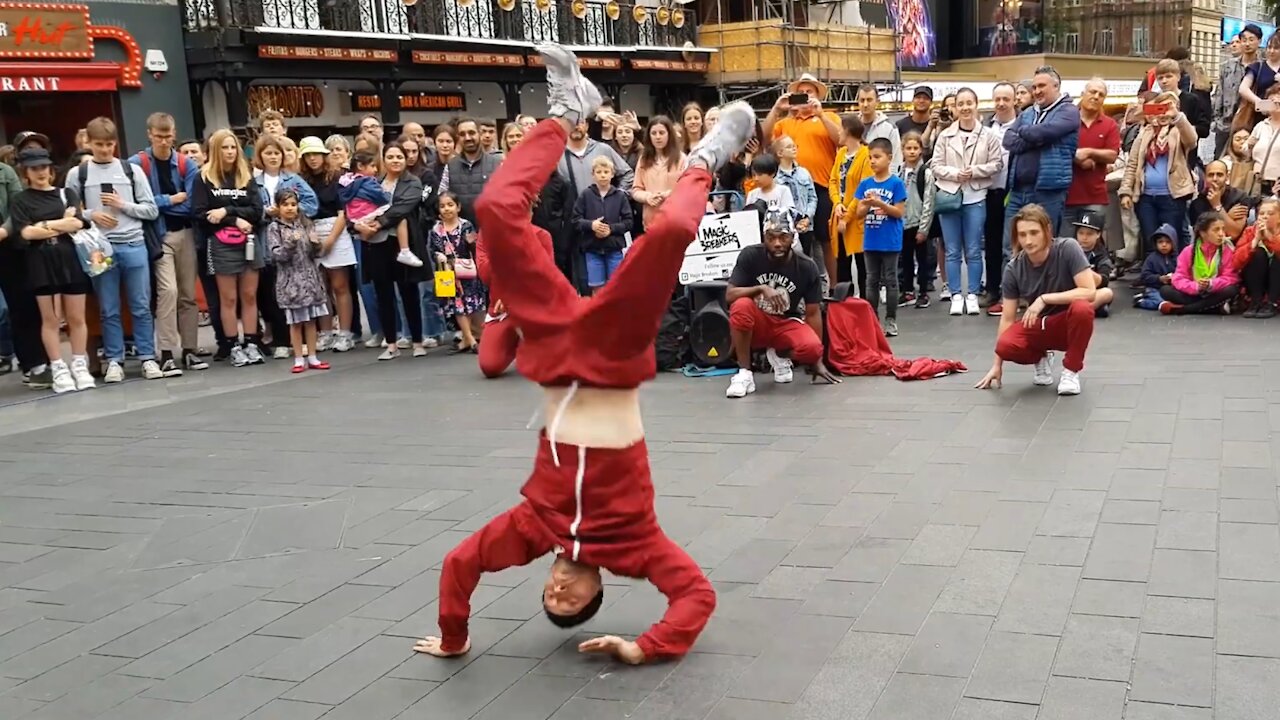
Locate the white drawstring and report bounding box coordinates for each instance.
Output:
[569,445,586,561]
[547,380,580,467]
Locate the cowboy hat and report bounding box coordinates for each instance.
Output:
[787,73,828,101]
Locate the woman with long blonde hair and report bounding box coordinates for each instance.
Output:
[192,128,265,366]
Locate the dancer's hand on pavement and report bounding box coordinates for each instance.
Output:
[579,635,645,665]
[413,636,470,658]
[975,364,1002,389]
[810,360,841,385]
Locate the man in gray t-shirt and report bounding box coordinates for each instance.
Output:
[976,204,1098,396]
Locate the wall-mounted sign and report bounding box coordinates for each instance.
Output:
[0,61,119,91]
[259,45,396,62]
[412,50,523,67]
[527,54,621,70]
[349,91,466,112]
[631,58,708,72]
[247,84,325,118]
[0,2,92,60]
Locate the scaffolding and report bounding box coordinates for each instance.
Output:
[698,0,901,111]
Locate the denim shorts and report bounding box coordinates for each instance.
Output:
[585,249,624,288]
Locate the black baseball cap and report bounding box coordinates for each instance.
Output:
[13,131,50,150]
[1073,210,1105,232]
[16,148,53,168]
[912,86,934,101]
[1241,23,1265,41]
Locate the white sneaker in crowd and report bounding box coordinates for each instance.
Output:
[51,362,76,394]
[230,345,250,367]
[939,283,952,300]
[396,249,425,267]
[364,333,384,349]
[70,359,96,390]
[965,293,980,316]
[765,348,793,384]
[423,337,440,348]
[949,295,964,316]
[141,360,164,380]
[332,333,354,352]
[245,343,266,365]
[103,360,125,384]
[1057,368,1082,396]
[396,337,412,349]
[316,332,334,352]
[725,369,756,398]
[272,346,291,360]
[1033,352,1055,386]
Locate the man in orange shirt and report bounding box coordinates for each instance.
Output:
[764,73,843,286]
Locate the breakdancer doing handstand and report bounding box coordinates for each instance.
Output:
[413,43,755,665]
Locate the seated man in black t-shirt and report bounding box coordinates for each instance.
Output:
[725,211,839,398]
[1188,160,1249,240]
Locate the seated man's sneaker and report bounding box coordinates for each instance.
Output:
[765,348,794,384]
[726,369,756,398]
[1057,368,1082,396]
[689,102,756,172]
[1033,352,1055,386]
[537,42,602,125]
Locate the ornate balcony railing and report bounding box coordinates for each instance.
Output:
[185,0,698,48]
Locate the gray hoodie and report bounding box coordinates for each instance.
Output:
[862,111,903,174]
[555,139,635,196]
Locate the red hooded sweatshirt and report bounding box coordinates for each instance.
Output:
[437,435,716,660]
[476,224,554,316]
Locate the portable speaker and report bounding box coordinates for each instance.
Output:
[688,281,733,367]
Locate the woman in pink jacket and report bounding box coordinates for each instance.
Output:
[1159,211,1241,315]
[631,115,687,228]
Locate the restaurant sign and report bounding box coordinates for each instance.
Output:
[349,91,466,112]
[0,3,92,60]
[259,45,396,62]
[247,85,325,118]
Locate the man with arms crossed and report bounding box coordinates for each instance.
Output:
[975,204,1097,396]
[414,43,755,665]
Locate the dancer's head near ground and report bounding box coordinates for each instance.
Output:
[542,556,604,627]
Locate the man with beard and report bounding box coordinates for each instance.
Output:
[858,84,902,173]
[724,210,839,398]
[895,86,936,148]
[414,43,756,665]
[1060,78,1119,235]
[1003,66,1080,243]
[446,117,503,228]
[1188,160,1249,239]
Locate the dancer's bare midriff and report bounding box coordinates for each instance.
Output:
[542,385,644,448]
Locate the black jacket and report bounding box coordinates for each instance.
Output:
[377,173,430,283]
[572,184,633,253]
[446,152,503,228]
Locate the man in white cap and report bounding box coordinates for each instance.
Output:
[764,73,842,288]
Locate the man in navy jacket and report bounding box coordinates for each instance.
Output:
[1002,66,1080,259]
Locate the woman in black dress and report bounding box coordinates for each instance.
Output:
[191,128,265,366]
[10,148,95,393]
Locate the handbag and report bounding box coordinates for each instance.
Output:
[71,225,114,277]
[214,226,247,245]
[434,260,457,298]
[935,127,982,214]
[454,257,477,280]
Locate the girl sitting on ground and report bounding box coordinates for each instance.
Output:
[1159,211,1240,315]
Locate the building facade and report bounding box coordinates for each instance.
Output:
[185,0,713,136]
[0,0,194,158]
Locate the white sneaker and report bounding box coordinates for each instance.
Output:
[537,42,603,125]
[140,359,163,380]
[395,336,411,349]
[725,369,756,398]
[363,332,384,349]
[423,337,440,348]
[316,332,334,352]
[765,348,794,384]
[51,363,76,394]
[230,345,250,367]
[1057,368,1082,396]
[1033,352,1055,386]
[378,347,400,361]
[949,295,964,316]
[333,333,354,352]
[689,101,756,172]
[103,360,125,384]
[965,294,980,316]
[244,343,266,365]
[940,283,952,300]
[272,346,291,360]
[70,359,95,390]
[396,249,425,267]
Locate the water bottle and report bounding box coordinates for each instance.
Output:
[245,233,256,262]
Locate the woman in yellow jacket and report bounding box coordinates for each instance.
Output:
[829,114,873,295]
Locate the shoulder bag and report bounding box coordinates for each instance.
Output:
[934,128,981,214]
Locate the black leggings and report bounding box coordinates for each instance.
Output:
[366,240,422,344]
[984,189,1007,299]
[1160,284,1239,314]
[1243,252,1280,303]
[257,265,290,348]
[0,245,47,371]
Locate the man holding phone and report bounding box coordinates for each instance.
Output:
[68,116,161,383]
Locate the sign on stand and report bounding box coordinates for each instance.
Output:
[679,210,760,285]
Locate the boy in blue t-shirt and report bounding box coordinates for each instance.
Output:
[854,138,908,336]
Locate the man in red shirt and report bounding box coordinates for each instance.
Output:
[1061,79,1120,236]
[413,43,755,665]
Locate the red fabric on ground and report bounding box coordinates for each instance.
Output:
[825,298,967,380]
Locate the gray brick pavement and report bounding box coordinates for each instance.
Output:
[0,306,1278,718]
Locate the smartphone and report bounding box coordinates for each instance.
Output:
[100,183,114,195]
[788,93,809,107]
[1142,103,1166,117]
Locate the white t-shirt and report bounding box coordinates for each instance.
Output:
[1251,118,1280,181]
[261,172,281,206]
[746,183,800,249]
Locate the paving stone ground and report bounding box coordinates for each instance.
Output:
[0,300,1278,719]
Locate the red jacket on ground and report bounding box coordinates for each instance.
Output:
[826,298,968,379]
[437,435,716,660]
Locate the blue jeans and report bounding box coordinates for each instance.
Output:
[1004,188,1068,258]
[1135,193,1190,255]
[92,240,155,361]
[419,282,446,339]
[0,287,13,357]
[939,201,986,296]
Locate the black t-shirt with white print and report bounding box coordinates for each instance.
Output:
[728,244,821,319]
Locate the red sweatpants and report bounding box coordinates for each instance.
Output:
[478,318,519,379]
[995,300,1095,373]
[729,297,824,365]
[474,118,713,388]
